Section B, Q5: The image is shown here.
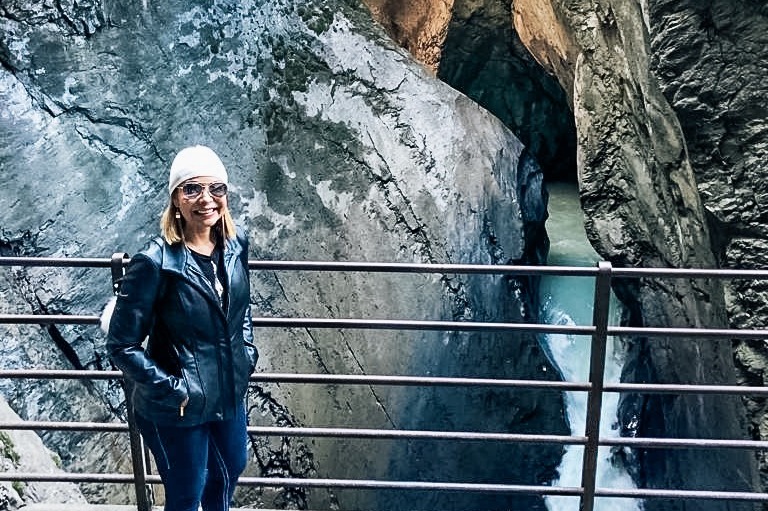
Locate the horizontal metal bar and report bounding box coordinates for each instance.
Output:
[595,487,768,502]
[0,314,100,325]
[6,314,764,340]
[249,260,599,277]
[250,261,768,280]
[254,373,591,391]
[0,472,160,484]
[610,267,768,280]
[3,256,767,280]
[0,369,122,379]
[599,437,768,450]
[609,325,768,339]
[0,314,594,335]
[0,421,127,432]
[247,426,586,445]
[2,470,765,502]
[251,317,595,334]
[0,471,580,496]
[0,472,580,497]
[604,382,768,396]
[0,369,588,392]
[6,370,768,398]
[256,318,766,339]
[0,257,114,268]
[2,419,763,451]
[0,419,583,446]
[243,426,768,451]
[2,313,766,340]
[236,476,584,496]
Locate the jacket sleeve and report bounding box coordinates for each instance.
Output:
[106,252,187,399]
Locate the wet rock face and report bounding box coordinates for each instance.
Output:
[361,0,451,71]
[364,0,765,507]
[363,0,578,184]
[0,0,564,509]
[645,2,768,488]
[514,1,764,508]
[647,1,768,242]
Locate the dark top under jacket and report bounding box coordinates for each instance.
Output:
[106,227,258,427]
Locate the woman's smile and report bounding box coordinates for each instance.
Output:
[174,176,228,233]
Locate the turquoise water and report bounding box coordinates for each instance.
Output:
[539,183,641,511]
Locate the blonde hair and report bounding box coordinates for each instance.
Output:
[160,194,236,245]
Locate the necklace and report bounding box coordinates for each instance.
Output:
[212,260,224,302]
[186,241,215,256]
[188,246,225,306]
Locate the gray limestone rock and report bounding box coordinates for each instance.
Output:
[0,0,562,509]
[645,1,768,491]
[0,398,88,508]
[508,0,761,508]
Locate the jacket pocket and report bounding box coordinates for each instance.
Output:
[171,342,206,419]
[179,365,205,418]
[133,376,188,420]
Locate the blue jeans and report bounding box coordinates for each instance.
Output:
[135,404,248,511]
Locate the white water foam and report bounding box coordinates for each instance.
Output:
[541,183,642,511]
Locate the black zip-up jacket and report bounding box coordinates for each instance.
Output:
[107,228,258,426]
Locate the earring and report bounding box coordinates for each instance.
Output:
[175,209,181,220]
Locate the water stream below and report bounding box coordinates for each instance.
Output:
[539,182,642,511]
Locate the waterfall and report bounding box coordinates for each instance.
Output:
[540,182,642,511]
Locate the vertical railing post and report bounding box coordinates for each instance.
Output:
[580,260,613,511]
[110,252,153,511]
[126,400,153,511]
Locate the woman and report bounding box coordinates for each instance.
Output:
[107,145,258,511]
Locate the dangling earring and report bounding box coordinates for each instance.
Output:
[175,209,181,220]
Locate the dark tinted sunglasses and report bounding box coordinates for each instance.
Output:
[178,182,228,199]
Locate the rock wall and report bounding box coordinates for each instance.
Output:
[513,2,767,507]
[0,0,565,509]
[643,1,768,487]
[361,0,451,71]
[363,0,765,509]
[0,397,88,510]
[364,0,577,183]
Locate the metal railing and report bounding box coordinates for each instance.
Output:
[1,255,768,510]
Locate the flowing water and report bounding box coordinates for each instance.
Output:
[539,182,642,511]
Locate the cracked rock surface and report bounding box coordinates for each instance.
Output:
[366,0,767,508]
[1,0,563,509]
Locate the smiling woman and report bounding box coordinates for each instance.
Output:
[160,146,237,249]
[106,145,259,511]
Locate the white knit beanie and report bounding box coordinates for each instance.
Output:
[168,145,228,195]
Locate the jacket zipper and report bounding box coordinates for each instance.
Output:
[186,260,229,416]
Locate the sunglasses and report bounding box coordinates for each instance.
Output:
[178,182,228,199]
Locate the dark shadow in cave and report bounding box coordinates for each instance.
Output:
[436,0,576,184]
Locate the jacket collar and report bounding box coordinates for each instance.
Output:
[159,235,242,276]
[156,236,242,315]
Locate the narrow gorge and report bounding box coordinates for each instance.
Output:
[364,0,768,509]
[1,0,766,510]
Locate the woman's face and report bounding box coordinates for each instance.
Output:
[172,176,228,233]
